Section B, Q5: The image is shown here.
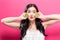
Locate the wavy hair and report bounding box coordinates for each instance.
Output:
[19,4,47,40]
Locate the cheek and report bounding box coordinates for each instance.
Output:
[27,13,35,18]
[28,14,30,17]
[27,14,31,17]
[33,15,35,18]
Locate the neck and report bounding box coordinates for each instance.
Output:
[29,20,35,25]
[28,20,37,31]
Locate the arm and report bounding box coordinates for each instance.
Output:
[45,14,60,20]
[1,13,26,29]
[42,14,60,27]
[1,17,20,29]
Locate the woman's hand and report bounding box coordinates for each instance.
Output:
[37,11,46,21]
[37,11,51,22]
[38,11,45,18]
[18,12,28,20]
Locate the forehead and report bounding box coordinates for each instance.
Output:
[27,7,36,11]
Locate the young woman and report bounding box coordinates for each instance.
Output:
[1,4,60,40]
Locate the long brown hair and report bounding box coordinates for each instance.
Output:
[19,4,47,40]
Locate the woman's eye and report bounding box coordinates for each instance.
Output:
[27,11,30,13]
[33,11,36,13]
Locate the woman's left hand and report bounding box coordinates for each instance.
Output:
[37,11,51,22]
[37,11,45,19]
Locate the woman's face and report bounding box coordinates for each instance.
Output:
[27,7,37,21]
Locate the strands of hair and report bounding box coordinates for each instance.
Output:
[19,3,47,40]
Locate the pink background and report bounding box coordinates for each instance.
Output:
[0,0,60,40]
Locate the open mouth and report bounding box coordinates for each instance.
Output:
[30,16,34,19]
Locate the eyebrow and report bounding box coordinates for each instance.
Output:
[27,9,36,12]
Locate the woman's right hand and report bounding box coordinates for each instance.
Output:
[18,12,28,20]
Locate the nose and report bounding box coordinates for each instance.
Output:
[30,13,34,16]
[30,14,34,17]
[30,15,33,17]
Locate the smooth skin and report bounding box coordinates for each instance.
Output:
[1,7,60,30]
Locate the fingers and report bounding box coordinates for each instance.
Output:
[38,11,44,16]
[34,12,40,18]
[18,12,28,20]
[23,13,28,18]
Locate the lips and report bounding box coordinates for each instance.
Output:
[30,16,33,19]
